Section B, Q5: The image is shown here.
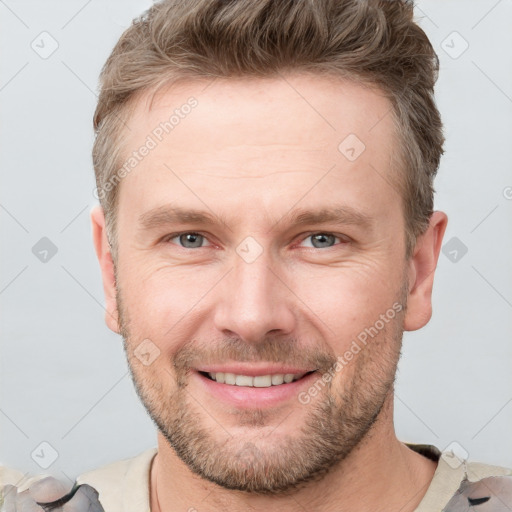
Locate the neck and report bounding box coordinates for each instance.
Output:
[150,394,437,512]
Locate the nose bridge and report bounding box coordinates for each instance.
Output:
[213,241,295,342]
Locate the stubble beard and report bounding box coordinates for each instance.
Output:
[117,283,407,495]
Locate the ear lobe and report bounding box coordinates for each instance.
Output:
[403,211,448,332]
[91,206,120,333]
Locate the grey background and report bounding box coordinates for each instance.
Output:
[1,0,511,481]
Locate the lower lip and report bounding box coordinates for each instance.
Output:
[193,371,318,408]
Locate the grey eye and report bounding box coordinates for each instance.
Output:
[177,233,205,248]
[306,233,337,249]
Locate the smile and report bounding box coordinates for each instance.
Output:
[201,371,314,387]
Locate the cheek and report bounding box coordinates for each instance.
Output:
[118,261,217,339]
[289,263,402,347]
[118,242,405,352]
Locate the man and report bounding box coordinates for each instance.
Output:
[30,0,510,511]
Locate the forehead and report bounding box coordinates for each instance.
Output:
[116,74,401,231]
[130,73,395,153]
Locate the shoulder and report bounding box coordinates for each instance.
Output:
[444,459,512,511]
[406,442,512,512]
[76,448,157,512]
[465,459,512,480]
[0,466,25,487]
[0,466,46,495]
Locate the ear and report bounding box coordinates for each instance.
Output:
[403,211,448,331]
[91,206,120,333]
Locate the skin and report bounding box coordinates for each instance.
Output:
[92,74,447,512]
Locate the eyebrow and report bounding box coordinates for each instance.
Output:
[138,205,374,232]
[139,206,225,230]
[282,206,373,231]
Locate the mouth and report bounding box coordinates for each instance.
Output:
[198,370,316,387]
[194,367,319,408]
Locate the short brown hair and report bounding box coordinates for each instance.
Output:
[93,0,444,259]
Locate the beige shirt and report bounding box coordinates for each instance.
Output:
[73,443,512,511]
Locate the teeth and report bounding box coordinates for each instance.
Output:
[235,375,253,386]
[271,374,284,385]
[207,372,307,387]
[253,375,272,387]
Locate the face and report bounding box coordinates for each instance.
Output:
[93,74,445,494]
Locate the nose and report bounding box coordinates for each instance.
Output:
[213,247,296,344]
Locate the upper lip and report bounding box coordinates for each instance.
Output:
[195,364,317,377]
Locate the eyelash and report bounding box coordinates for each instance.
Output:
[162,231,349,250]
